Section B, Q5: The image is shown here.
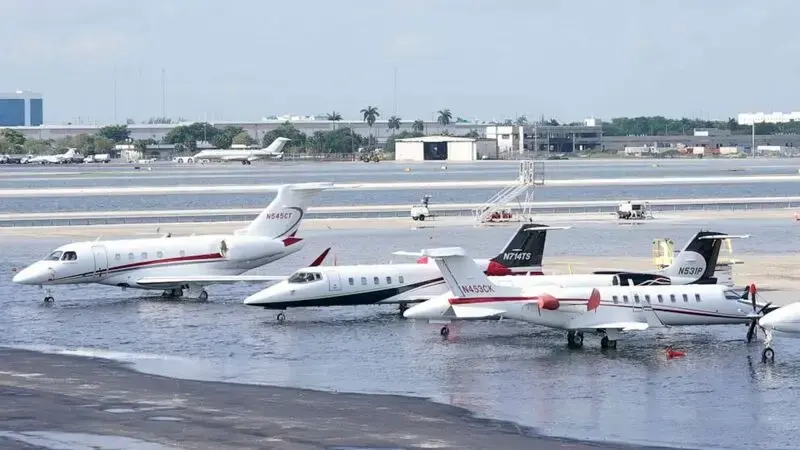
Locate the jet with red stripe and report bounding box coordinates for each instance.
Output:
[242,223,561,321]
[403,246,765,349]
[12,183,332,302]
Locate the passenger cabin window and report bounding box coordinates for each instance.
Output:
[670,294,676,303]
[288,272,321,283]
[128,253,135,260]
[115,254,121,260]
[644,294,651,303]
[694,293,701,302]
[44,251,63,261]
[348,277,354,285]
[612,295,618,304]
[141,252,148,259]
[657,294,664,303]
[386,276,392,284]
[623,295,629,303]
[633,294,640,304]
[373,276,379,285]
[157,251,163,258]
[179,250,185,257]
[61,251,77,261]
[399,276,404,283]
[682,294,689,302]
[361,277,367,285]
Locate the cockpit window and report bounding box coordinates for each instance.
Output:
[61,251,77,261]
[287,272,322,283]
[44,251,63,261]
[724,289,742,301]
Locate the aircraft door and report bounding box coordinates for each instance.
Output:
[326,270,342,292]
[91,245,109,278]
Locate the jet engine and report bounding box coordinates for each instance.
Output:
[538,293,560,310]
[218,236,285,262]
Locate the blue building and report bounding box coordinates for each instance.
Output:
[0,91,43,126]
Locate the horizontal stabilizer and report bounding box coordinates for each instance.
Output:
[698,234,750,240]
[137,275,288,288]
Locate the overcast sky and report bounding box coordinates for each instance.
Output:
[0,0,796,125]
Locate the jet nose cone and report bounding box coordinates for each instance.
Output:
[403,298,448,320]
[12,266,44,285]
[244,288,278,306]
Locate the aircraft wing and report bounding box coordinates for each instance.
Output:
[445,305,506,319]
[136,275,288,289]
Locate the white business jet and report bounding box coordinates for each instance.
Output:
[403,246,765,349]
[744,290,796,362]
[243,223,561,321]
[12,182,332,302]
[243,228,737,321]
[24,148,78,164]
[190,137,290,165]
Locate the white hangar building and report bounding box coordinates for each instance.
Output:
[394,135,498,161]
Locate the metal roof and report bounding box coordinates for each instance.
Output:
[395,135,475,143]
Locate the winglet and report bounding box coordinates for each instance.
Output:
[309,248,331,267]
[587,288,601,311]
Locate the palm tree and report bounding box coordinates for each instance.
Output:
[437,109,452,133]
[412,119,425,134]
[360,106,380,146]
[387,116,401,134]
[327,111,342,130]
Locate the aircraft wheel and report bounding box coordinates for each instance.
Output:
[242,160,247,165]
[762,347,775,363]
[440,326,450,337]
[567,331,583,349]
[276,312,286,322]
[418,215,425,221]
[43,296,54,303]
[198,290,208,301]
[601,336,617,349]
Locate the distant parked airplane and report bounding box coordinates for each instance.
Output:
[177,137,290,165]
[23,148,78,164]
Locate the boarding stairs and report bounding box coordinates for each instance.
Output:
[472,160,545,224]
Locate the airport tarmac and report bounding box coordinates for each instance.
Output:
[0,347,675,450]
[3,216,800,450]
[0,208,797,239]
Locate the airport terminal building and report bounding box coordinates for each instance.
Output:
[0,91,43,127]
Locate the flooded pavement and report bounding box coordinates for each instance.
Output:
[2,219,800,449]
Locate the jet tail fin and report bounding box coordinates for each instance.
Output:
[419,247,520,298]
[489,223,569,272]
[262,137,291,155]
[659,231,750,283]
[239,182,332,238]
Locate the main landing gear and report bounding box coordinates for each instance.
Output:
[440,326,450,337]
[398,303,408,315]
[600,335,618,349]
[276,312,286,322]
[160,287,208,301]
[567,331,584,349]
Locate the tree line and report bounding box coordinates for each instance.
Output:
[5,108,800,155]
